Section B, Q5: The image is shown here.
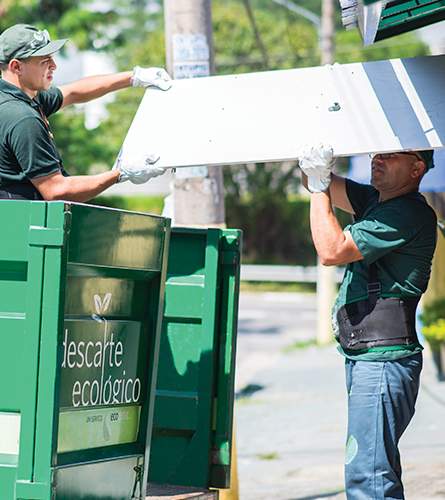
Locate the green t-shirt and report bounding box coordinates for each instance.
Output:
[0,79,64,185]
[333,178,437,361]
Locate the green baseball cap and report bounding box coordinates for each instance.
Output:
[416,150,435,171]
[0,24,67,64]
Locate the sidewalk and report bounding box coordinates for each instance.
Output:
[235,297,445,499]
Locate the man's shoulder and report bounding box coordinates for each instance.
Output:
[0,94,35,125]
[386,192,436,220]
[35,87,63,115]
[369,192,437,236]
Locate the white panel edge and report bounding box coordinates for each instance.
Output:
[390,58,443,148]
[0,413,20,455]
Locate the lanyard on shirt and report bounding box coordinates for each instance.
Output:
[35,104,55,140]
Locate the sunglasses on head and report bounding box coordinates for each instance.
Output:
[369,152,423,161]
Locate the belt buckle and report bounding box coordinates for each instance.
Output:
[367,282,381,294]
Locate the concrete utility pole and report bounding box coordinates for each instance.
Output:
[320,0,335,65]
[164,0,225,227]
[317,0,337,345]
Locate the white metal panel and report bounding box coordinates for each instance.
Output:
[120,55,445,169]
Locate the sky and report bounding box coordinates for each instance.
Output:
[417,21,445,54]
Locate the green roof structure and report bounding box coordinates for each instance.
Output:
[340,0,445,44]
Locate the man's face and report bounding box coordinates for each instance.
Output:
[15,55,57,92]
[370,152,425,192]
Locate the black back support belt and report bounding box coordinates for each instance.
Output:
[336,262,419,351]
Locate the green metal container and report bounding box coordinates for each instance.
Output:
[0,201,170,500]
[149,227,242,489]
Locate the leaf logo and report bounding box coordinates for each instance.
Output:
[94,293,112,315]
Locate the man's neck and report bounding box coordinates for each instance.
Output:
[2,73,37,99]
[378,184,418,202]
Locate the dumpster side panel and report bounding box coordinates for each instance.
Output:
[67,205,164,270]
[210,230,242,488]
[0,202,171,500]
[0,202,49,490]
[33,203,68,485]
[149,228,242,488]
[149,229,220,487]
[54,457,140,499]
[54,205,169,499]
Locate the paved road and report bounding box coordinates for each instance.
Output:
[235,292,445,500]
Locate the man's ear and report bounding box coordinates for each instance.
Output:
[411,160,426,180]
[9,59,21,74]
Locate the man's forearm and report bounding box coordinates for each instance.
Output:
[60,170,120,202]
[60,72,133,106]
[310,191,346,265]
[33,170,120,202]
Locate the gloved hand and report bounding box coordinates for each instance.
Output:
[298,144,335,193]
[131,66,172,91]
[113,151,165,184]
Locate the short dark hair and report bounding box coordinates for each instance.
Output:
[0,62,8,72]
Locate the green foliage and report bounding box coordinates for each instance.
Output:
[335,30,428,64]
[91,194,164,214]
[94,29,167,167]
[49,107,114,175]
[423,320,445,351]
[0,1,110,50]
[213,1,319,73]
[0,0,431,267]
[420,297,445,327]
[224,162,313,264]
[224,162,352,264]
[420,297,445,350]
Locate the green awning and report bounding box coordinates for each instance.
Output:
[340,0,445,44]
[378,0,445,41]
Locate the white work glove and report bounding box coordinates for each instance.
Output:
[113,151,165,184]
[131,66,172,91]
[298,144,335,193]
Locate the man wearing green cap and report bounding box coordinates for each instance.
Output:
[297,145,437,499]
[0,24,172,201]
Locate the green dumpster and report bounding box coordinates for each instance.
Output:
[0,201,170,500]
[149,227,242,489]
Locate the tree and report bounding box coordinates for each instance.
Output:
[0,0,161,175]
[0,1,431,264]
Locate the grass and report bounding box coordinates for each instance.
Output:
[240,281,316,293]
[281,338,319,353]
[257,452,279,461]
[235,397,264,406]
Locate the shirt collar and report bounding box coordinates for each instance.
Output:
[0,78,37,106]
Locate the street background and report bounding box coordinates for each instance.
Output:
[235,291,445,500]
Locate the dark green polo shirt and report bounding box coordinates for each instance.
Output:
[333,179,437,361]
[0,79,64,186]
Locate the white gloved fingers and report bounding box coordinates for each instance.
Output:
[131,66,173,91]
[113,151,164,183]
[129,166,165,185]
[144,153,160,165]
[153,68,173,91]
[298,143,334,168]
[297,143,334,193]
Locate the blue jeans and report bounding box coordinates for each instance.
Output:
[344,354,422,500]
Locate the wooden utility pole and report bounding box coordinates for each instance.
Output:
[164,0,225,226]
[317,0,337,345]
